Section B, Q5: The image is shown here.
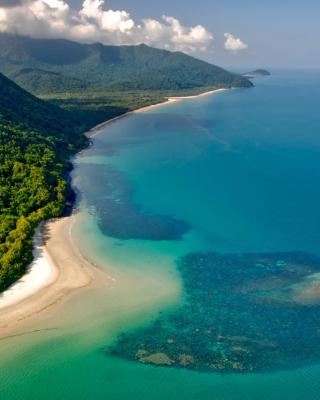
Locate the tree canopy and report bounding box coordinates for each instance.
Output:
[0,72,86,291]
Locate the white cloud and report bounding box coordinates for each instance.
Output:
[0,0,214,53]
[224,32,248,52]
[138,15,214,53]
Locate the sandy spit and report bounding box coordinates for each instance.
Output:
[0,217,111,337]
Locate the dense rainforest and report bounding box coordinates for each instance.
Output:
[0,72,86,291]
[0,35,252,292]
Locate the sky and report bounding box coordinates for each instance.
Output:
[0,0,319,69]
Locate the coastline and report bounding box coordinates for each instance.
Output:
[0,217,111,337]
[87,87,227,137]
[0,223,57,311]
[0,86,225,336]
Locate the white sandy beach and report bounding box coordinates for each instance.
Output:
[0,224,57,310]
[87,88,227,137]
[0,217,111,337]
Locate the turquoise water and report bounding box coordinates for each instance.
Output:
[3,70,320,398]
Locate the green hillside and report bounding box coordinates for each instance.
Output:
[0,73,86,291]
[0,34,252,93]
[0,34,253,127]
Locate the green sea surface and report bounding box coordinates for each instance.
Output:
[3,71,320,398]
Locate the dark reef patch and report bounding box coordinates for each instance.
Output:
[109,251,320,373]
[78,163,190,240]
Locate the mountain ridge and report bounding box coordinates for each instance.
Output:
[0,33,253,94]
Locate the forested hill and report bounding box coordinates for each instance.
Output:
[0,73,86,291]
[0,34,252,94]
[0,72,85,134]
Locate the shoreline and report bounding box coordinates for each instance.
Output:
[87,87,227,137]
[0,86,226,336]
[0,217,111,337]
[0,223,57,311]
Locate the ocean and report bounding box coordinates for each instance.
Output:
[2,70,320,399]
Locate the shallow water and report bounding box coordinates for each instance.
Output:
[2,70,320,398]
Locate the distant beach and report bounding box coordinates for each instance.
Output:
[87,88,227,137]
